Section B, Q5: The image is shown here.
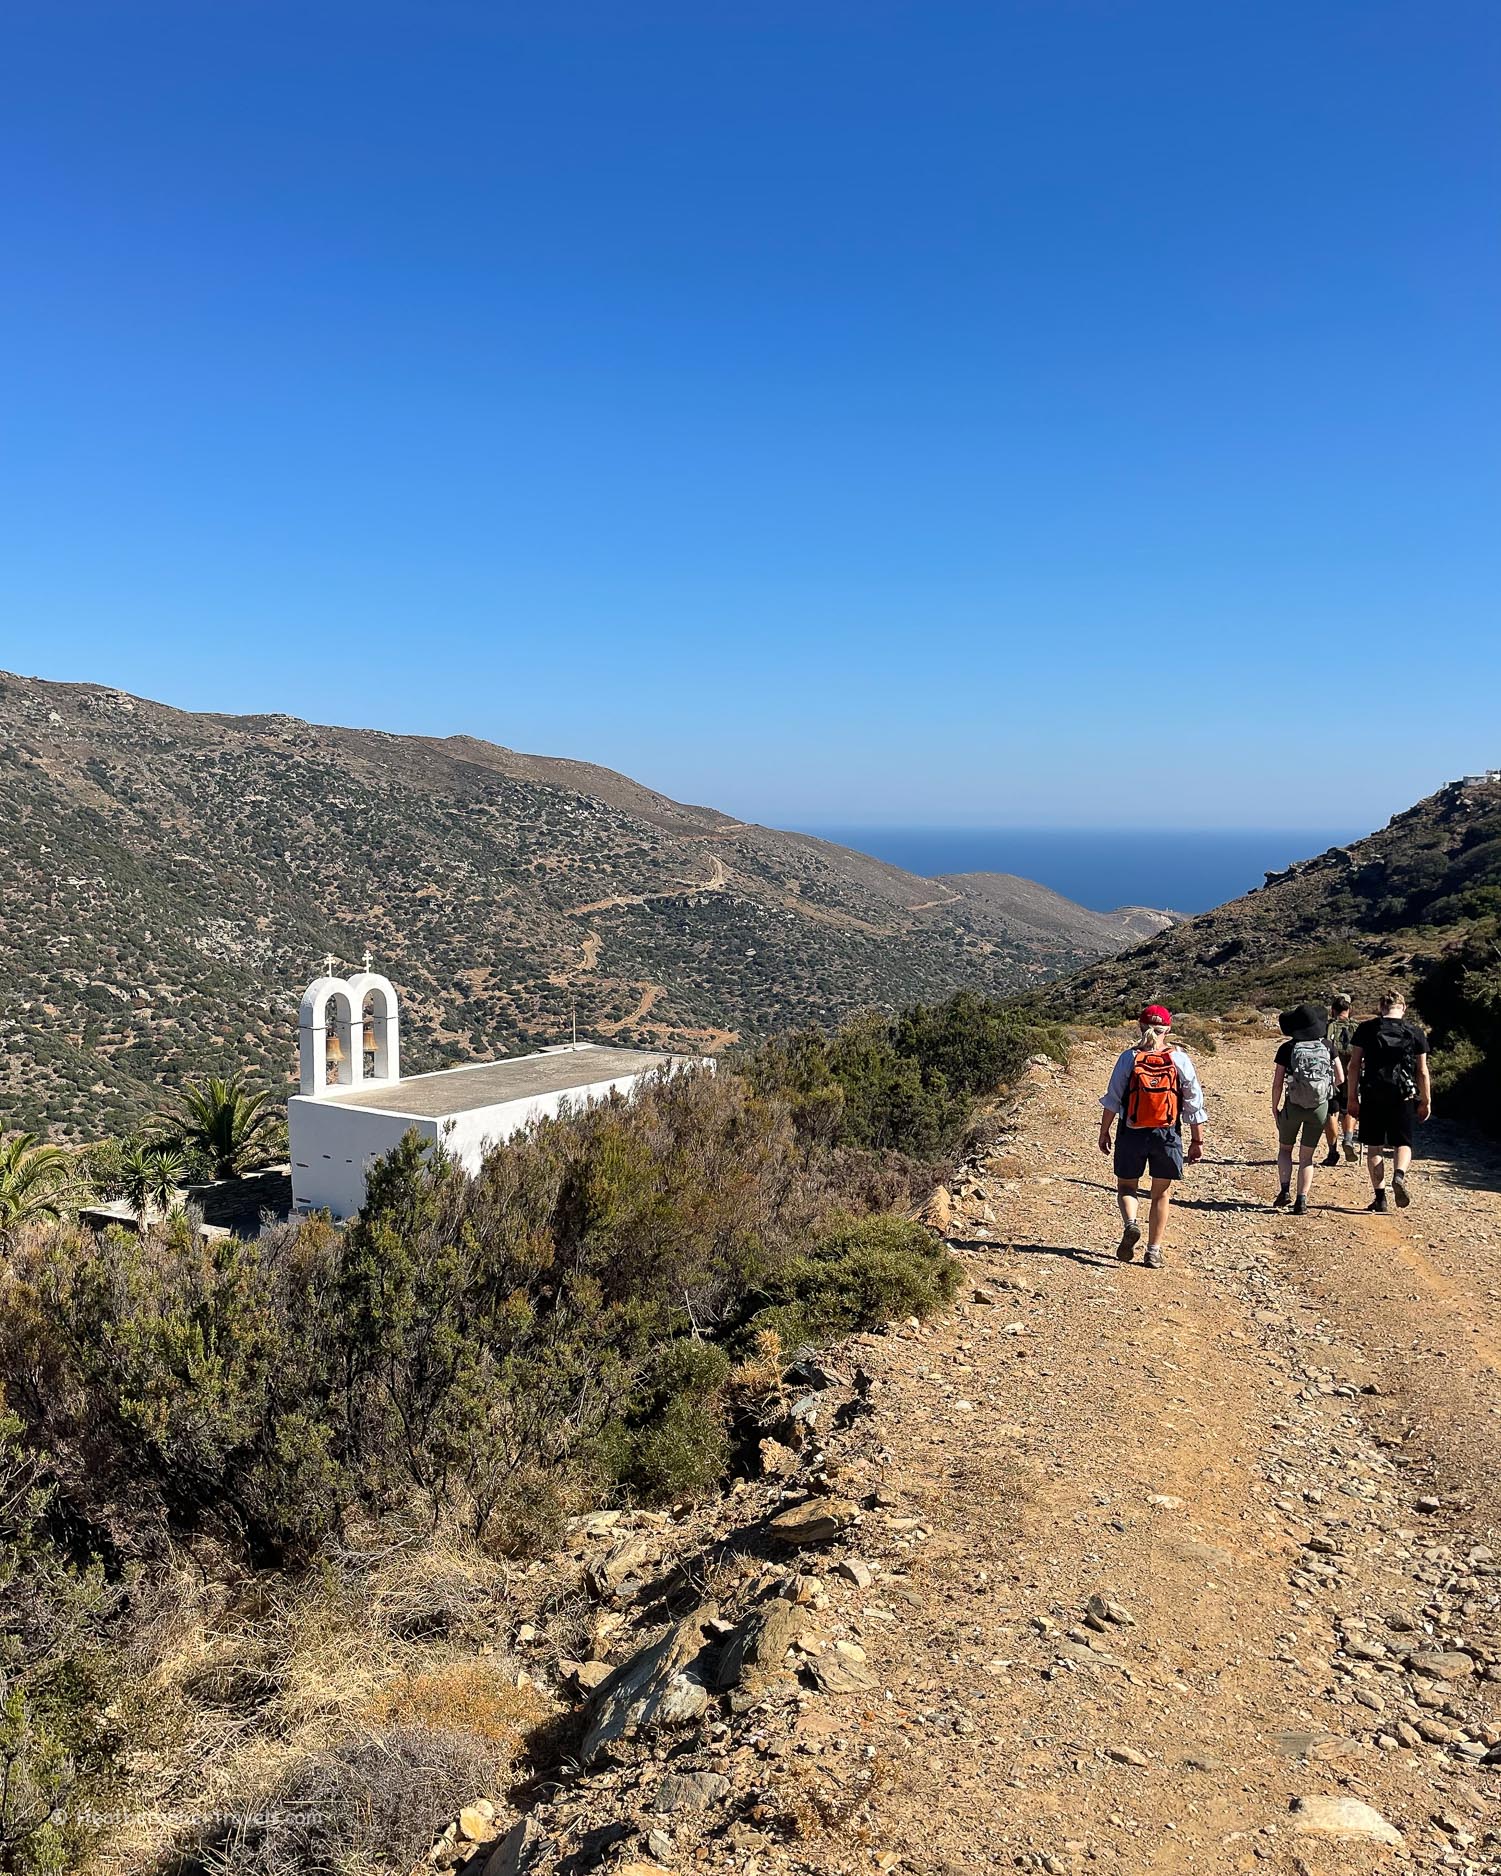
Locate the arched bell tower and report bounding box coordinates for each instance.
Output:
[298,968,401,1097]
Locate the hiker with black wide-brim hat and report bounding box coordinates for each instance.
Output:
[1271,1002,1344,1216]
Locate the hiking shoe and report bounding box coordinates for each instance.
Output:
[1291,1194,1307,1217]
[1368,1190,1389,1214]
[1394,1173,1411,1209]
[1143,1245,1164,1270]
[1323,1148,1341,1168]
[1116,1221,1142,1262]
[1341,1138,1358,1163]
[1272,1186,1290,1208]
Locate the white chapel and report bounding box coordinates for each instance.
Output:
[288,963,688,1218]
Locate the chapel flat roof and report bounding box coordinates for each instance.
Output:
[311,1044,682,1118]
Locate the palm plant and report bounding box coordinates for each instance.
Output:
[0,1134,85,1247]
[158,1073,282,1182]
[117,1142,188,1225]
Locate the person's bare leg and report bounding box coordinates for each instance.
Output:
[1394,1145,1413,1175]
[1147,1177,1173,1247]
[1367,1147,1386,1193]
[1275,1144,1293,1197]
[1296,1144,1316,1199]
[1324,1113,1339,1151]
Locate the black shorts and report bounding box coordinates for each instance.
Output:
[1113,1125,1184,1183]
[1358,1092,1416,1151]
[1330,1080,1348,1115]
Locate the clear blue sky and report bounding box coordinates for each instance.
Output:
[2,1,1496,829]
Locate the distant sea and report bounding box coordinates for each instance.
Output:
[798,826,1363,917]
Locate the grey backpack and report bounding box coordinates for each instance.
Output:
[1285,1040,1334,1108]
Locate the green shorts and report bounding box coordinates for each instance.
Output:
[1277,1101,1329,1149]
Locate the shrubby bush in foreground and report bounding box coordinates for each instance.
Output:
[2,995,1059,1573]
[1,1025,1033,1582]
[0,990,1056,1869]
[0,1404,116,1875]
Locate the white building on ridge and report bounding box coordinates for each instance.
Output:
[288,967,688,1219]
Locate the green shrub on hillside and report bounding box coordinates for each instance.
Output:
[1160,942,1364,1019]
[742,988,1065,1159]
[26,1212,352,1562]
[0,1406,114,1876]
[1415,923,1501,1136]
[616,1339,733,1502]
[740,1213,961,1352]
[6,1063,956,1563]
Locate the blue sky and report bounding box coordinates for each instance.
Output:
[1,1,1496,829]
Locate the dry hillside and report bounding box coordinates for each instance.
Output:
[0,669,1161,1138]
[1043,777,1501,1026]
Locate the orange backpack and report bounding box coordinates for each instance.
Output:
[1125,1048,1180,1130]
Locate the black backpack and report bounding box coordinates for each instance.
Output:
[1366,1019,1418,1099]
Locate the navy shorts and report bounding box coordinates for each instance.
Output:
[1114,1124,1185,1183]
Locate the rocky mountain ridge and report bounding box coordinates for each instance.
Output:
[1045,773,1501,1020]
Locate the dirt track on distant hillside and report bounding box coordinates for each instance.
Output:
[781,1034,1501,1872]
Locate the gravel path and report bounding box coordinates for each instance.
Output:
[796,1035,1501,1873]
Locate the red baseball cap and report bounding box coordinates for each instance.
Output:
[1140,1004,1172,1028]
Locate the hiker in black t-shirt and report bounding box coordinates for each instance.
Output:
[1345,990,1431,1213]
[1323,992,1357,1167]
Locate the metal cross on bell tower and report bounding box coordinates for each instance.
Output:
[361,947,374,973]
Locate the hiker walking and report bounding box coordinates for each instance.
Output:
[1097,1005,1207,1270]
[1346,990,1431,1212]
[1271,1002,1343,1215]
[1323,992,1358,1166]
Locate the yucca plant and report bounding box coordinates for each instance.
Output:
[117,1142,188,1224]
[158,1072,282,1181]
[0,1134,85,1247]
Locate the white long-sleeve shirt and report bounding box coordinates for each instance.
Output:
[1100,1046,1208,1128]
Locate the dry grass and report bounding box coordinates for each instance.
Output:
[729,1326,788,1400]
[765,1753,892,1844]
[364,1660,543,1751]
[204,1726,503,1876]
[97,1533,550,1876]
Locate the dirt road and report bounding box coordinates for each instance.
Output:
[794,1033,1500,1872]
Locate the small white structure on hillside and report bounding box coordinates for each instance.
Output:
[288,967,689,1219]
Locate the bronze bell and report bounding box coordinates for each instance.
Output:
[325,1031,344,1069]
[363,1014,377,1053]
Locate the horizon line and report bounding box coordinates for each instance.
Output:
[791,821,1367,836]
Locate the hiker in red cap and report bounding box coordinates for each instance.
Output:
[1097,1005,1207,1270]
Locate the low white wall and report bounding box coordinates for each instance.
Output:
[289,1097,440,1219]
[288,1066,702,1219]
